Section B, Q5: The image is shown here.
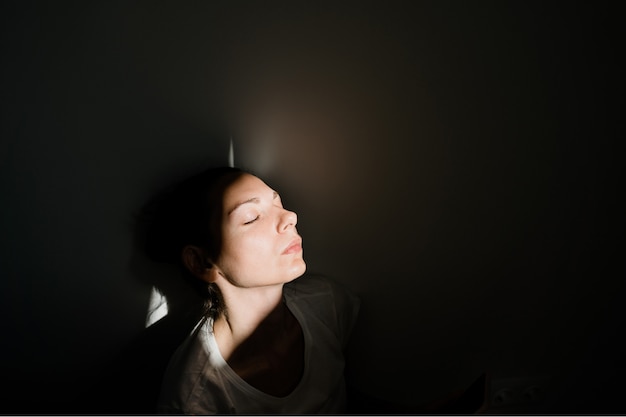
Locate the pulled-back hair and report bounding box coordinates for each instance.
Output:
[140,166,245,318]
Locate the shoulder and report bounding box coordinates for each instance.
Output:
[161,318,213,377]
[157,318,231,414]
[284,273,360,348]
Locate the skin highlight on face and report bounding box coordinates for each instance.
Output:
[211,173,306,289]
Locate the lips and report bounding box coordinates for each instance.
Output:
[282,237,303,255]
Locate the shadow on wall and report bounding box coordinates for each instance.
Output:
[79,161,234,414]
[78,177,210,414]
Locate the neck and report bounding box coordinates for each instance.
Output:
[213,283,287,354]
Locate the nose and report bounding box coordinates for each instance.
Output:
[278,208,298,232]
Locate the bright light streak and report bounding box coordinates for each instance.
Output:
[228,137,235,167]
[145,285,168,327]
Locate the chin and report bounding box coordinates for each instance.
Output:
[286,262,307,282]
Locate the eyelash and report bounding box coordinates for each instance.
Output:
[244,215,260,225]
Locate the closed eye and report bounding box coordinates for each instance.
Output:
[244,215,260,225]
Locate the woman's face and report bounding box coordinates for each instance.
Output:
[212,173,306,288]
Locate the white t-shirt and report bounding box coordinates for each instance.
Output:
[157,274,360,414]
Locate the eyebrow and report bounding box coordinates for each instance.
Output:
[228,191,279,215]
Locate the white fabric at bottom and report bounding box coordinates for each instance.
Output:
[157,274,360,414]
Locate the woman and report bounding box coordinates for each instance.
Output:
[146,166,360,414]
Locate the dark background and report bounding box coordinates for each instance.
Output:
[1,1,624,414]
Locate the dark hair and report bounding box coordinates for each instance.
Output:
[140,166,245,318]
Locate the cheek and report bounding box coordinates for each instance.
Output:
[220,231,275,270]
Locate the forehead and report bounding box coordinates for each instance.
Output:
[222,173,272,204]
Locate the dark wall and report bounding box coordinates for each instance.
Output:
[1,1,624,414]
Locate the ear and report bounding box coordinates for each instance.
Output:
[181,245,216,283]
